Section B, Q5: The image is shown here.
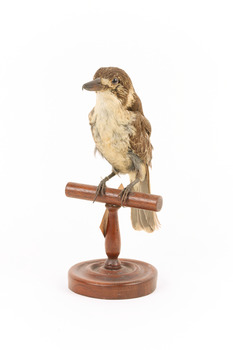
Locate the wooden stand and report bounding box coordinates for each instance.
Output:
[66,183,163,299]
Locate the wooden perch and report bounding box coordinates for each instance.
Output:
[66,181,163,299]
[65,182,163,212]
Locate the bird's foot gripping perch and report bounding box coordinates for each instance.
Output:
[119,178,140,205]
[93,171,116,202]
[93,179,106,202]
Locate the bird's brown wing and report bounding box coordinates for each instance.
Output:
[129,112,153,166]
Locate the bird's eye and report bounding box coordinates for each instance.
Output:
[112,78,119,84]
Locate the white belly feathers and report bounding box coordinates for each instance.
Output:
[89,91,136,173]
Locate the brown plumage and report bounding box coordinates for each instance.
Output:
[82,67,160,232]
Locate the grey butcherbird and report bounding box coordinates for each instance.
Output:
[82,67,160,232]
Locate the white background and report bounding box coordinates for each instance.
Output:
[0,0,232,349]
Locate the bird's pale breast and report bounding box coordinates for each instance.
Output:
[89,92,136,173]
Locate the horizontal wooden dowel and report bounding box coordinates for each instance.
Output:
[65,182,163,212]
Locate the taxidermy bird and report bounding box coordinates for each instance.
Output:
[82,67,160,232]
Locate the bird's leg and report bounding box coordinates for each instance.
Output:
[119,178,140,205]
[93,171,116,202]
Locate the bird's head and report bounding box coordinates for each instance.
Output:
[82,67,136,107]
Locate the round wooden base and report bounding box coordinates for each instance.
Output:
[68,259,157,299]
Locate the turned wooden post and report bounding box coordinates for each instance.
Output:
[104,205,121,270]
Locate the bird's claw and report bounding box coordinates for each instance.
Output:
[93,180,106,202]
[119,185,132,206]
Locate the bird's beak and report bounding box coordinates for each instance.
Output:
[82,78,102,91]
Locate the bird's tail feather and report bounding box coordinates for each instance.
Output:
[130,168,160,233]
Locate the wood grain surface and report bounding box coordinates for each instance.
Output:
[65,182,163,212]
